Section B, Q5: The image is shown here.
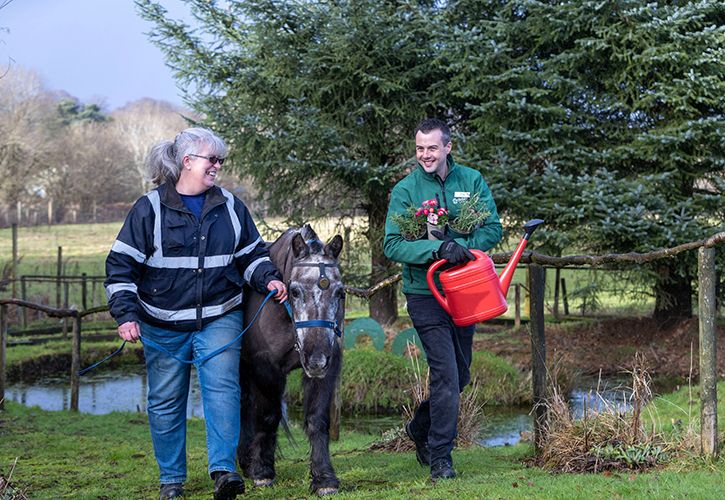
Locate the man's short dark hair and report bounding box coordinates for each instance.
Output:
[415,118,451,144]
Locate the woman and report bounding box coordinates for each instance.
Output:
[104,127,287,500]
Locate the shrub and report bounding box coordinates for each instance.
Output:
[285,350,419,414]
[468,351,529,406]
[285,348,532,413]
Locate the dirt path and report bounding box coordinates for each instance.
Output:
[473,316,725,381]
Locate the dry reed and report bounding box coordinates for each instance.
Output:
[370,343,485,452]
[0,458,29,500]
[535,353,671,472]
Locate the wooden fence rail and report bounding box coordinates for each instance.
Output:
[345,231,725,298]
[1,232,722,456]
[0,299,99,412]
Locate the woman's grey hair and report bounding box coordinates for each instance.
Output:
[145,127,228,186]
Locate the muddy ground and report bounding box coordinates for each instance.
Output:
[473,316,725,384]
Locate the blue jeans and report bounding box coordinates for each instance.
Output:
[141,311,243,484]
[405,294,474,465]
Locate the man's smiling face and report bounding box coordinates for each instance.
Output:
[416,128,451,178]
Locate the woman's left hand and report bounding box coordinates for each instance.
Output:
[267,280,288,302]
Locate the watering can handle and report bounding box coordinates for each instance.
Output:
[426,258,451,315]
[426,250,487,316]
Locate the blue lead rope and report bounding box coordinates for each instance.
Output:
[78,342,129,376]
[80,289,341,376]
[79,289,279,376]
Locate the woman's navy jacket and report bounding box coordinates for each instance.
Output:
[104,183,281,331]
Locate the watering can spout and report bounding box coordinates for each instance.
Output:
[499,219,545,297]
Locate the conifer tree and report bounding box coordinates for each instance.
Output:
[137,0,449,323]
[444,0,724,324]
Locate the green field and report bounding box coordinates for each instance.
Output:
[1,382,723,499]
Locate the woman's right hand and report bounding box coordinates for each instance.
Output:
[118,321,141,343]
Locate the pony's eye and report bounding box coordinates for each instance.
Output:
[290,287,303,299]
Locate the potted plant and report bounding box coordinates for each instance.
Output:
[391,199,450,240]
[391,206,427,241]
[449,193,491,235]
[420,198,449,239]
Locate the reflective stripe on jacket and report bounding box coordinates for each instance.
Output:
[104,183,281,331]
[384,156,503,295]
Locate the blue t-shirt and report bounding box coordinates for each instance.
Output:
[180,192,206,219]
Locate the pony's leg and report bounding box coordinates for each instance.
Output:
[244,365,285,486]
[302,344,341,495]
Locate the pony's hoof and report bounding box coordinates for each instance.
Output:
[254,478,274,487]
[316,487,338,496]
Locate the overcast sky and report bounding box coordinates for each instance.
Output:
[1,0,190,110]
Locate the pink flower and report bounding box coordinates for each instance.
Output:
[427,213,439,224]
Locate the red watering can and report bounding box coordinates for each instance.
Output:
[426,219,544,326]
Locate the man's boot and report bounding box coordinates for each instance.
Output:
[405,421,430,466]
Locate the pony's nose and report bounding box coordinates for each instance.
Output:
[307,353,329,373]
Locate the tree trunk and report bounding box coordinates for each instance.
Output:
[367,201,398,325]
[653,260,693,329]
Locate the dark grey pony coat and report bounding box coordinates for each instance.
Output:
[238,225,344,495]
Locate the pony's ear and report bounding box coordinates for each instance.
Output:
[292,233,309,259]
[324,234,343,260]
[301,223,319,242]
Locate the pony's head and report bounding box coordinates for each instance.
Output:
[274,224,344,378]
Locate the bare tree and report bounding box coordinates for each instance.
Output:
[111,98,190,195]
[0,66,56,223]
[59,122,137,221]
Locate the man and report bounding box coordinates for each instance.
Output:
[384,118,502,481]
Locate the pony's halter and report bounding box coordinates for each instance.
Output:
[291,261,337,290]
[283,260,342,338]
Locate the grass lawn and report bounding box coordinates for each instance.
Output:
[0,223,122,277]
[1,383,724,499]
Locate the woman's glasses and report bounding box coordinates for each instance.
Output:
[188,153,225,165]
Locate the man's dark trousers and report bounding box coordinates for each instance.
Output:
[405,293,475,465]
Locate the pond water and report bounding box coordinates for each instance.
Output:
[5,370,632,447]
[6,368,205,418]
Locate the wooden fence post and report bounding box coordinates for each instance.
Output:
[62,281,70,339]
[698,247,718,457]
[514,284,521,328]
[0,304,7,411]
[560,278,569,316]
[529,264,547,452]
[553,268,561,319]
[81,273,88,310]
[70,314,82,412]
[20,276,27,328]
[56,246,63,308]
[11,224,18,300]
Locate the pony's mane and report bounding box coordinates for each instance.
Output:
[267,225,324,282]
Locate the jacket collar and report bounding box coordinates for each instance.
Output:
[157,182,227,214]
[416,154,457,182]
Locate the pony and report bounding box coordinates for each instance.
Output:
[238,224,344,495]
